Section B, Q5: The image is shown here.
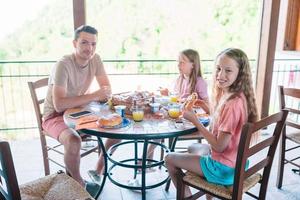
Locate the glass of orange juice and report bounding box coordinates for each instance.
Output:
[132,106,144,122]
[168,103,181,119]
[170,92,179,103]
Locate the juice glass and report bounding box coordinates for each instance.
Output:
[168,103,181,119]
[170,92,179,103]
[132,106,144,122]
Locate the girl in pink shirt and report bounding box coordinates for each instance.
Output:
[144,49,210,168]
[174,49,209,103]
[160,49,209,112]
[165,48,258,199]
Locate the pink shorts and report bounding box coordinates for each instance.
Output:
[42,115,69,140]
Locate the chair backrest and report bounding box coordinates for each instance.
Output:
[0,141,21,200]
[28,78,50,175]
[28,78,49,132]
[278,85,300,131]
[231,110,288,200]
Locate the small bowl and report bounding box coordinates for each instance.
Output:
[114,105,126,117]
[149,102,161,113]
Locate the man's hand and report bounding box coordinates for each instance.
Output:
[92,86,111,102]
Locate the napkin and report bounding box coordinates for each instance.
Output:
[75,115,99,130]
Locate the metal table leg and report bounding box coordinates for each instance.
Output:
[141,139,149,200]
[93,136,108,199]
[165,136,178,192]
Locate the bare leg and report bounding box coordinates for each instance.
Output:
[136,139,160,171]
[164,152,204,198]
[95,138,121,175]
[146,139,161,162]
[59,128,84,186]
[147,143,156,162]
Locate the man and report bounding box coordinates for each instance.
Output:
[42,25,110,195]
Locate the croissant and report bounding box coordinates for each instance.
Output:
[184,92,198,111]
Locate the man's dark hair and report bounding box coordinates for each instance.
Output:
[74,25,98,40]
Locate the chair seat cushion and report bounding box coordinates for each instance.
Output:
[19,172,94,200]
[183,171,262,199]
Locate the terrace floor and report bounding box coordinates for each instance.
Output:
[8,128,300,200]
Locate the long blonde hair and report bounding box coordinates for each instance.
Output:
[211,48,258,123]
[177,49,203,95]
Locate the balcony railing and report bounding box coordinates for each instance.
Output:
[0,58,298,139]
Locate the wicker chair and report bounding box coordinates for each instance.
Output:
[176,110,288,200]
[28,78,99,175]
[0,140,94,200]
[276,86,300,188]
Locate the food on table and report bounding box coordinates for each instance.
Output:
[183,92,198,110]
[111,91,153,114]
[98,113,123,127]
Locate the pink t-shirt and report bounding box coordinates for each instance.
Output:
[174,76,208,100]
[211,93,247,168]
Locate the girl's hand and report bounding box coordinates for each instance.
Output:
[193,99,205,107]
[183,109,199,125]
[193,99,210,114]
[183,92,198,111]
[160,88,169,96]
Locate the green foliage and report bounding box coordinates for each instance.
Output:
[0,0,260,69]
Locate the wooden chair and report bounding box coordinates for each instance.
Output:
[176,110,288,200]
[0,140,94,200]
[276,86,300,188]
[28,78,99,175]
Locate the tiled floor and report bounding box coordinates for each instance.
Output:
[8,133,300,200]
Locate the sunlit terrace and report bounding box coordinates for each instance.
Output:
[1,0,300,200]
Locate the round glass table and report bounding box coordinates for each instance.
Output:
[64,102,199,200]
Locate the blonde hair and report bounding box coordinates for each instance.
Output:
[178,49,203,95]
[211,48,258,123]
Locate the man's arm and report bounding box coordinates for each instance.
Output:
[52,85,99,113]
[95,73,110,88]
[95,73,112,100]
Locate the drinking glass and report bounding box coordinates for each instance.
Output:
[169,92,179,103]
[132,106,144,122]
[168,103,181,119]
